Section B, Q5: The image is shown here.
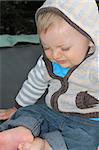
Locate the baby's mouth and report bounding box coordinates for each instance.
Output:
[56,60,66,64]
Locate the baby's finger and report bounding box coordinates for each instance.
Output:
[0,108,17,120]
[0,112,9,120]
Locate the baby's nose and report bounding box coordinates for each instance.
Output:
[52,50,61,60]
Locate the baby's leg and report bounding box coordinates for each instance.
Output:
[0,126,34,150]
[18,138,52,150]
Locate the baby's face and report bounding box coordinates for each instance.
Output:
[40,18,90,68]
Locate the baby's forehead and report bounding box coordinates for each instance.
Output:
[46,19,79,36]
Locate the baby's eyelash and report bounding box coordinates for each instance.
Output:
[61,47,70,51]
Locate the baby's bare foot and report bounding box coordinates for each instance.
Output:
[18,137,45,150]
[18,138,52,150]
[0,126,34,150]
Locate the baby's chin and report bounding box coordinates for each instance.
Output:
[59,63,73,68]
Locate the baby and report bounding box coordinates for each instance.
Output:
[0,0,99,150]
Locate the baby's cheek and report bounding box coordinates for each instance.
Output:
[45,51,53,60]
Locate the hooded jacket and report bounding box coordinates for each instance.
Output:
[16,0,99,118]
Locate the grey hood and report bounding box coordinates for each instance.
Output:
[35,0,99,56]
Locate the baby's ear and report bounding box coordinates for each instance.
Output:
[89,41,94,47]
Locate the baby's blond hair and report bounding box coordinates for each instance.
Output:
[36,10,63,34]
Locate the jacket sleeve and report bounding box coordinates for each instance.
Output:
[15,55,50,107]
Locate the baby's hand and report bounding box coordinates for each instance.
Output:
[0,107,17,120]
